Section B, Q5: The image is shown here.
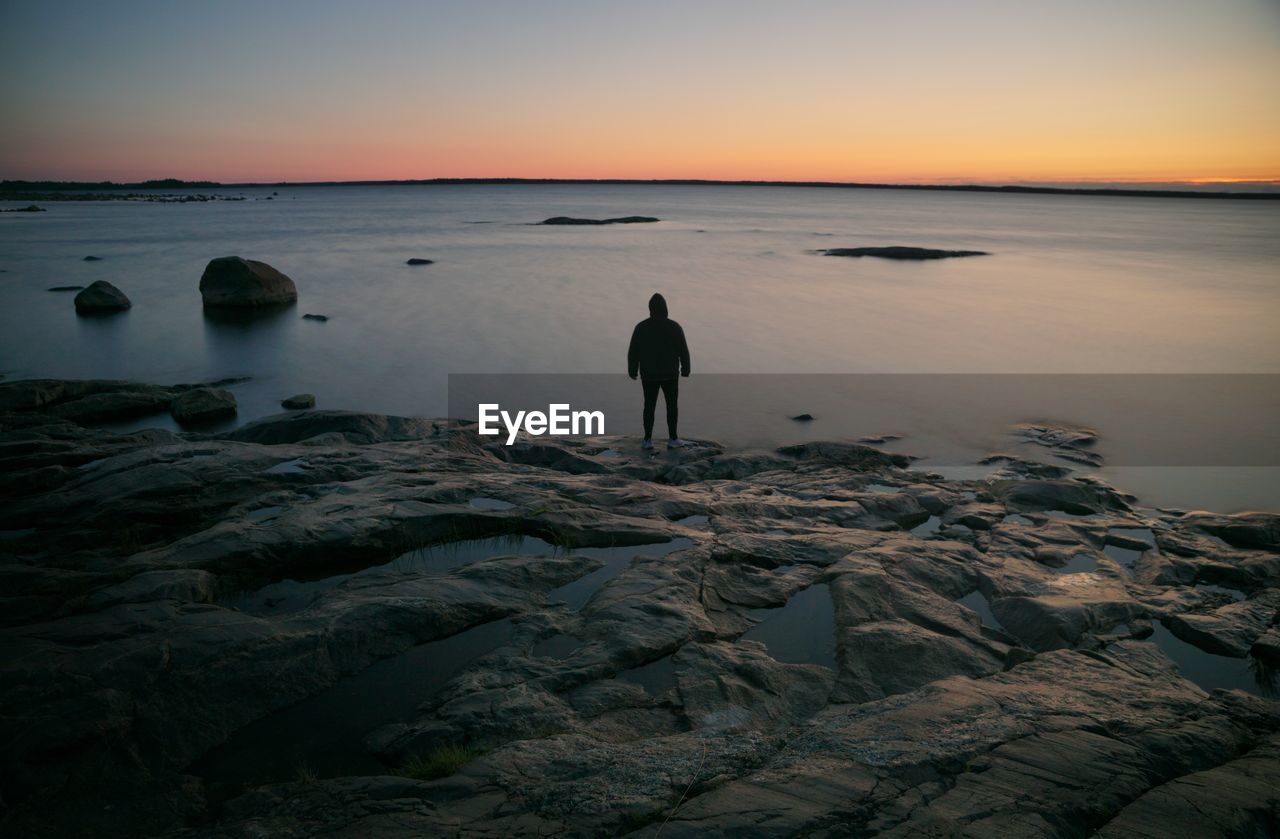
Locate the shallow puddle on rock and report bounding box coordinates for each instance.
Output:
[741,583,837,669]
[532,634,583,660]
[861,483,899,493]
[1102,545,1144,566]
[615,655,678,696]
[224,535,557,614]
[676,515,709,525]
[188,618,515,790]
[1054,553,1100,574]
[910,516,941,537]
[469,496,516,510]
[246,505,285,523]
[548,538,695,610]
[920,465,1001,482]
[1002,514,1034,526]
[1195,583,1247,603]
[265,457,308,475]
[956,591,1004,631]
[1148,622,1271,697]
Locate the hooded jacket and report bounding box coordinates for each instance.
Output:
[627,293,691,380]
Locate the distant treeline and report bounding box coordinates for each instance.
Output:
[1,179,221,191]
[3,177,1276,200]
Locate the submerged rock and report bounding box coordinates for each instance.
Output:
[170,387,237,424]
[199,256,297,308]
[82,255,103,261]
[301,313,328,322]
[540,215,660,225]
[47,285,85,292]
[73,280,131,313]
[820,246,989,260]
[405,258,434,265]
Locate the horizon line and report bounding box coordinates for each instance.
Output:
[4,176,1279,200]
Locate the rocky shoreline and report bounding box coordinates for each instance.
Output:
[0,378,1277,837]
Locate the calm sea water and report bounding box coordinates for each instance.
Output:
[2,185,1277,509]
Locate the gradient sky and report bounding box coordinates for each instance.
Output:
[2,0,1278,183]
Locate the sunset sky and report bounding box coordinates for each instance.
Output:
[2,0,1278,184]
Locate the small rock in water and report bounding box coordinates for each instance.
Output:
[82,255,103,262]
[170,388,237,424]
[281,393,316,410]
[406,258,435,265]
[302,313,329,322]
[820,246,988,260]
[48,285,85,292]
[791,413,815,422]
[73,280,131,313]
[5,204,45,213]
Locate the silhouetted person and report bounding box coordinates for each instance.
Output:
[627,292,691,449]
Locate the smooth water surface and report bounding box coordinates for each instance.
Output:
[3,185,1277,509]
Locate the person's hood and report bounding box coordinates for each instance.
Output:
[648,293,668,318]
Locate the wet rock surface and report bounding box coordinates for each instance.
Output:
[170,387,238,424]
[0,388,1276,837]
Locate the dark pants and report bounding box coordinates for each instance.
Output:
[642,378,678,439]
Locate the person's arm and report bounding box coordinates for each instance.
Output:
[678,324,691,377]
[627,324,640,379]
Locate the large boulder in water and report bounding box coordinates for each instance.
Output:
[199,257,297,308]
[73,280,131,313]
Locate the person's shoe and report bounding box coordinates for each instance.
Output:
[641,438,654,450]
[667,438,686,449]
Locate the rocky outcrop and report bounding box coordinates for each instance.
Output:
[0,380,1276,837]
[73,280,131,313]
[199,257,297,308]
[540,216,660,225]
[820,246,989,260]
[280,394,315,410]
[170,388,237,424]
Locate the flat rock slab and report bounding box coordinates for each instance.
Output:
[170,387,237,424]
[820,246,989,260]
[0,379,1277,838]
